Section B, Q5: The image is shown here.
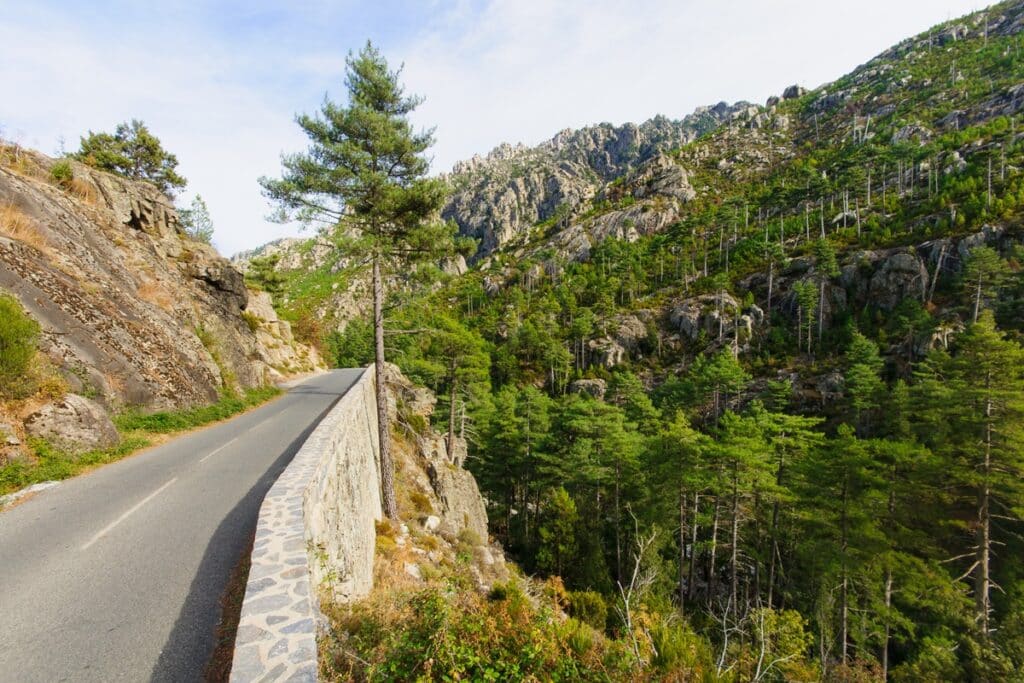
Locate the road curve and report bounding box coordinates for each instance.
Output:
[0,368,364,682]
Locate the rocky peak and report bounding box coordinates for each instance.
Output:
[443,104,752,260]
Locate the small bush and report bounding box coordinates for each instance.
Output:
[240,311,261,333]
[409,490,433,514]
[50,160,73,187]
[568,590,608,631]
[0,294,40,398]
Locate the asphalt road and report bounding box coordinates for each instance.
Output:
[0,368,364,683]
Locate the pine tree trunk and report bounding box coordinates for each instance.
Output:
[688,492,700,602]
[446,367,458,463]
[928,244,946,304]
[767,261,774,317]
[883,565,893,680]
[615,460,622,585]
[730,467,740,617]
[818,279,826,348]
[679,486,687,612]
[373,255,399,520]
[767,446,785,608]
[709,496,720,604]
[977,394,993,638]
[974,277,983,324]
[883,468,896,680]
[841,477,849,665]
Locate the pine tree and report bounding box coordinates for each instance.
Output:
[962,246,1010,323]
[178,194,214,244]
[912,311,1024,640]
[73,119,186,195]
[261,43,454,520]
[844,329,885,435]
[647,411,710,611]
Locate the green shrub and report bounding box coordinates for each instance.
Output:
[240,311,261,332]
[50,160,73,187]
[0,294,40,398]
[408,490,433,514]
[568,590,608,631]
[650,619,712,672]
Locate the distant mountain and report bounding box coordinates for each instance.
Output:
[443,106,753,258]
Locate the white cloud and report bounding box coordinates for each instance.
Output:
[399,0,983,172]
[1,0,985,255]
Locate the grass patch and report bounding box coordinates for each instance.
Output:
[115,386,280,433]
[1,386,281,497]
[0,202,51,255]
[0,436,149,496]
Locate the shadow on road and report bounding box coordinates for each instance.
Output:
[150,390,346,682]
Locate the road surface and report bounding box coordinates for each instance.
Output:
[0,368,364,682]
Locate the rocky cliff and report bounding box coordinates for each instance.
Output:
[443,108,751,259]
[0,145,322,447]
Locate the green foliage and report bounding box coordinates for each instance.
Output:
[322,584,631,681]
[0,436,150,496]
[260,42,455,269]
[72,119,186,194]
[567,590,608,631]
[327,317,373,367]
[49,160,73,187]
[0,294,40,399]
[178,194,214,244]
[536,487,578,577]
[245,254,286,302]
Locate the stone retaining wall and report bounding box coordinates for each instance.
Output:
[230,367,382,682]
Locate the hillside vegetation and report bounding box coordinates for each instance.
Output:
[250,2,1024,679]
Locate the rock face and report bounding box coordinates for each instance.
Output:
[0,150,322,412]
[24,394,119,454]
[570,378,608,399]
[245,291,323,380]
[384,364,492,543]
[444,108,750,260]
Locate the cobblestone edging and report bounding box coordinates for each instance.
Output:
[230,368,382,682]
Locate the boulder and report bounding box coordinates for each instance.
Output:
[24,394,119,454]
[668,293,740,341]
[0,419,28,467]
[868,251,929,310]
[587,338,627,368]
[426,459,489,542]
[782,84,806,100]
[570,378,607,400]
[385,362,438,421]
[611,313,649,352]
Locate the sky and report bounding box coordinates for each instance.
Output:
[0,0,986,255]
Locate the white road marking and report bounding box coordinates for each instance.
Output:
[199,437,239,464]
[81,477,178,550]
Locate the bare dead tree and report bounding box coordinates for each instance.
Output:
[615,510,660,667]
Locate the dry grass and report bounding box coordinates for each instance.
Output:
[69,177,97,204]
[0,203,50,254]
[137,278,175,312]
[0,144,47,181]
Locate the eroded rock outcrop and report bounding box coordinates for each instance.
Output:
[0,150,322,415]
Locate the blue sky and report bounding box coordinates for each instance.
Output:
[1,0,984,255]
